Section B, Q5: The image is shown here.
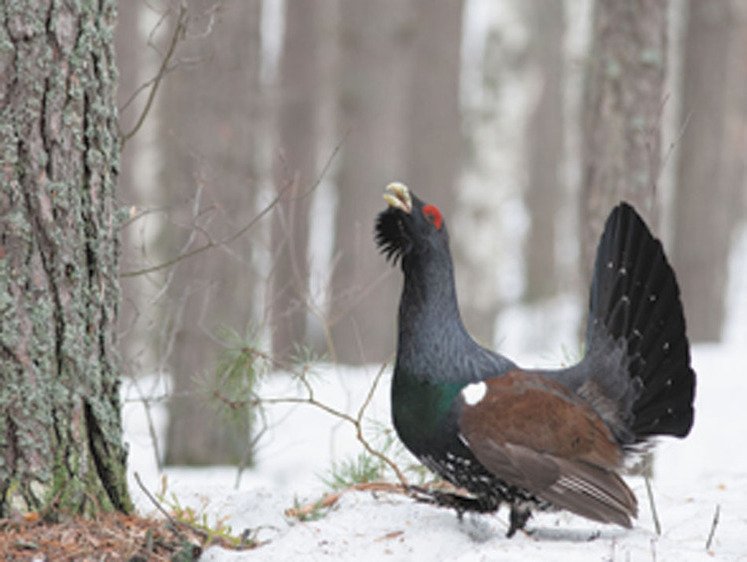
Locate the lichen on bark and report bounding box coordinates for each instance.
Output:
[0,0,132,517]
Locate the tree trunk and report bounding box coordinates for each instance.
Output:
[580,0,668,281]
[330,0,464,363]
[579,0,668,479]
[330,0,417,364]
[158,0,262,465]
[406,0,463,218]
[0,0,131,516]
[671,0,747,342]
[524,0,565,302]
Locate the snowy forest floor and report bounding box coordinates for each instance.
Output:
[122,340,746,562]
[125,231,747,561]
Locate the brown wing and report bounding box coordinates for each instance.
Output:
[459,370,637,527]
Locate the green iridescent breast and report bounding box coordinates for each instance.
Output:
[391,367,465,455]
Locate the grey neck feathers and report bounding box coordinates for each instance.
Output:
[396,248,515,384]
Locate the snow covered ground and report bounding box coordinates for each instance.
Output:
[123,229,747,561]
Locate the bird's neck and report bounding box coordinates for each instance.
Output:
[394,249,516,384]
[395,251,477,382]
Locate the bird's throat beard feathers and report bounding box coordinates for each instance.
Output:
[375,208,411,267]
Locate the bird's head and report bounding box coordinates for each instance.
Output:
[375,182,448,267]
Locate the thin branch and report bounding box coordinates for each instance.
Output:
[121,129,345,279]
[119,4,172,114]
[120,182,285,278]
[133,472,187,542]
[215,391,356,426]
[120,204,172,231]
[284,479,468,520]
[658,106,694,189]
[299,127,349,200]
[705,504,720,551]
[128,375,165,471]
[120,4,188,147]
[284,481,409,519]
[134,471,229,546]
[119,62,177,117]
[354,362,409,486]
[211,351,408,487]
[644,475,661,535]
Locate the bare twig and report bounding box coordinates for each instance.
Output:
[120,129,346,279]
[121,4,189,147]
[134,470,235,547]
[211,349,408,488]
[133,472,188,542]
[354,362,409,487]
[300,127,349,200]
[284,481,409,519]
[644,475,661,535]
[119,5,172,114]
[129,376,165,471]
[284,479,468,520]
[705,504,720,551]
[657,106,694,193]
[120,181,286,278]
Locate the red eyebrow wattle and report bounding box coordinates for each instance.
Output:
[423,205,443,230]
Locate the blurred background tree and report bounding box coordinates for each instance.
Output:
[115,0,747,468]
[580,0,667,283]
[671,0,747,342]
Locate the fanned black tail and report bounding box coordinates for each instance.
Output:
[585,202,695,441]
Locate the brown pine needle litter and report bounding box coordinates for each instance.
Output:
[0,481,467,559]
[0,510,248,561]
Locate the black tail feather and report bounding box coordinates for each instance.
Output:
[585,203,695,441]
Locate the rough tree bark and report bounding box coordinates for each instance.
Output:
[672,0,747,342]
[580,0,668,282]
[0,1,132,515]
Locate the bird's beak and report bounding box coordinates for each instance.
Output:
[383,182,412,214]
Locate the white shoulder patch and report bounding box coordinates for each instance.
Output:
[462,381,487,406]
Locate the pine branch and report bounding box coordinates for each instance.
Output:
[211,346,409,489]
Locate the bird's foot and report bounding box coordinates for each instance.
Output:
[506,504,533,538]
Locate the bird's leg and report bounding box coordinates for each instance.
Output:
[506,504,532,538]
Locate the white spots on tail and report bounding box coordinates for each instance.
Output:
[462,381,487,406]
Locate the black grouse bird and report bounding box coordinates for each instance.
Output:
[375,182,695,536]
